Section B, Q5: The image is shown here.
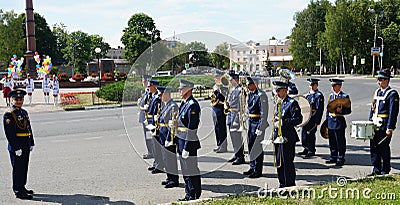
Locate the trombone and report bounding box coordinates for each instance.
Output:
[272,98,287,168]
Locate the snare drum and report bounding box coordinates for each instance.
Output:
[351,121,375,140]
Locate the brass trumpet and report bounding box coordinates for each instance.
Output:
[272,98,287,168]
[165,110,178,147]
[152,102,161,137]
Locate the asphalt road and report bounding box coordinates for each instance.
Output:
[1,76,400,204]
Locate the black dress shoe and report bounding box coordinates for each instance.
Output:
[16,192,33,200]
[143,153,154,159]
[228,157,236,162]
[213,147,220,152]
[248,172,262,178]
[305,152,315,158]
[297,150,308,155]
[325,159,337,164]
[148,166,155,171]
[243,169,254,175]
[178,197,191,201]
[24,189,34,195]
[151,169,164,174]
[164,181,179,188]
[232,158,245,165]
[161,181,168,185]
[215,148,227,153]
[335,161,345,166]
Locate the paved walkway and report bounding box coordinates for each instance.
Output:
[0,88,99,114]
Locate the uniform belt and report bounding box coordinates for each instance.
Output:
[139,106,147,111]
[16,133,31,137]
[147,114,153,118]
[159,123,169,127]
[248,114,261,118]
[229,108,238,111]
[177,127,188,132]
[329,113,343,117]
[377,114,389,118]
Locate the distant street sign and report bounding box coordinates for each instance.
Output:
[371,47,381,56]
[315,61,321,66]
[361,58,365,65]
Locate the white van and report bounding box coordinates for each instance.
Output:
[153,71,174,77]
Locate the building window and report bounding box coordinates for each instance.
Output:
[281,48,284,53]
[256,50,259,54]
[250,57,252,61]
[271,49,274,54]
[256,57,259,61]
[243,57,247,61]
[250,50,252,54]
[237,58,240,62]
[262,49,266,54]
[237,51,240,55]
[243,51,246,54]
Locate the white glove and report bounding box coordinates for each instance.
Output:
[30,146,34,151]
[255,129,263,136]
[168,120,174,128]
[213,84,218,91]
[146,124,156,131]
[274,121,280,127]
[209,92,214,98]
[15,149,22,156]
[143,104,149,110]
[154,115,159,121]
[232,122,239,127]
[182,149,189,159]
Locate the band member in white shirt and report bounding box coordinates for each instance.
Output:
[49,75,60,106]
[22,74,34,105]
[42,75,51,104]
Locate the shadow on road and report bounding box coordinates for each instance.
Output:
[31,193,134,205]
[202,183,260,194]
[202,170,246,179]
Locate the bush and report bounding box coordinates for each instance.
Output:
[90,73,98,77]
[95,81,143,102]
[72,73,83,81]
[118,72,127,80]
[102,72,113,81]
[58,73,69,82]
[153,75,214,88]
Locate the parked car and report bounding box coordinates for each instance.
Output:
[153,71,174,77]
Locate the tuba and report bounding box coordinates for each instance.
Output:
[220,73,230,87]
[278,68,296,83]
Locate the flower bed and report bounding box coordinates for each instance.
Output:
[60,92,81,105]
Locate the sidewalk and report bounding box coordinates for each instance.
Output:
[0,88,100,114]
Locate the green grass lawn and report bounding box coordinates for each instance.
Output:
[192,175,400,205]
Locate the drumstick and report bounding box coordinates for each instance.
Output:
[374,136,389,148]
[306,125,317,134]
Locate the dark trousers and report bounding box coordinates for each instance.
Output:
[328,128,346,162]
[143,123,153,156]
[301,125,317,153]
[275,141,296,187]
[179,155,201,200]
[9,149,30,193]
[370,129,392,174]
[152,136,165,170]
[229,128,244,160]
[248,120,264,173]
[213,109,227,149]
[162,145,178,183]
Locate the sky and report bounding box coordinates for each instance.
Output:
[1,0,333,50]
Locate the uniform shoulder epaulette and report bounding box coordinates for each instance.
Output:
[343,93,348,97]
[189,100,194,105]
[290,99,294,103]
[7,108,15,113]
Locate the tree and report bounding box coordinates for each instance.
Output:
[185,41,210,67]
[0,10,25,67]
[62,31,92,74]
[52,23,69,63]
[121,13,161,75]
[90,34,110,59]
[210,42,230,70]
[289,0,332,73]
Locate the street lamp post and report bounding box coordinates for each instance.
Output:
[368,7,377,76]
[378,36,384,70]
[95,47,102,88]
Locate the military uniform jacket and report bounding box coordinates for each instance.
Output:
[288,82,298,95]
[247,89,269,131]
[138,90,151,123]
[147,92,161,126]
[3,106,34,151]
[211,85,228,112]
[304,89,324,129]
[177,96,201,154]
[159,99,178,144]
[326,91,351,129]
[273,96,302,143]
[23,78,34,93]
[369,87,399,131]
[227,85,241,127]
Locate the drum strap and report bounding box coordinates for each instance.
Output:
[372,88,393,125]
